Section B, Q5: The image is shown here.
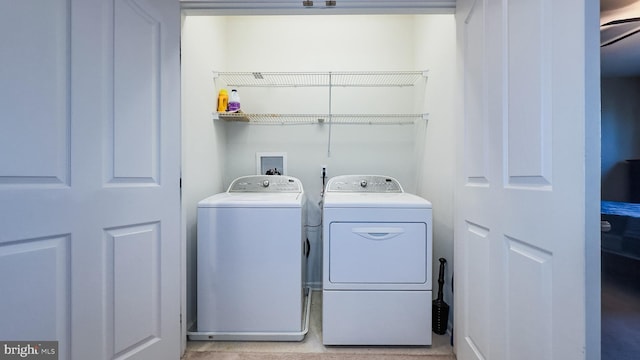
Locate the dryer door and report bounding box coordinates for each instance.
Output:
[328,222,428,289]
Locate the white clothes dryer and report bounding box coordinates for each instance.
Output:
[193,175,309,341]
[322,175,433,345]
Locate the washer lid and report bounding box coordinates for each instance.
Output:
[198,191,304,208]
[326,175,403,193]
[228,175,303,193]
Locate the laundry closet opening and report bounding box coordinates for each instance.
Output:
[181,13,456,331]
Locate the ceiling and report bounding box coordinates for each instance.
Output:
[601,0,640,76]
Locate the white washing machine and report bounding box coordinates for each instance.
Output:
[322,175,433,345]
[192,175,310,341]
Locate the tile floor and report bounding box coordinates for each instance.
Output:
[184,290,455,359]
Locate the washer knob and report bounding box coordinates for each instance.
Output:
[262,180,270,187]
[360,180,367,188]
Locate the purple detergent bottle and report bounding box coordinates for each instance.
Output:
[228,89,241,112]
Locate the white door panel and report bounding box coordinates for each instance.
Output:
[0,236,71,356]
[455,0,600,360]
[0,0,70,186]
[0,3,73,359]
[113,0,161,182]
[0,1,181,359]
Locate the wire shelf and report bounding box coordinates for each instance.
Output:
[213,71,427,87]
[214,112,427,125]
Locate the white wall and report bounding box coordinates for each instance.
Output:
[414,14,456,328]
[182,13,456,329]
[181,15,228,329]
[221,15,424,288]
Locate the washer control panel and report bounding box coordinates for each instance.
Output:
[228,175,302,193]
[326,175,403,193]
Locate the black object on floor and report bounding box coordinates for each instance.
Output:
[432,258,449,335]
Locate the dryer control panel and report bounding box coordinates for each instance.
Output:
[228,175,303,193]
[326,175,403,193]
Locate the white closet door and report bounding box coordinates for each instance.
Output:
[0,0,181,359]
[454,0,601,359]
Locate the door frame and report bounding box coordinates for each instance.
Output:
[176,2,601,357]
